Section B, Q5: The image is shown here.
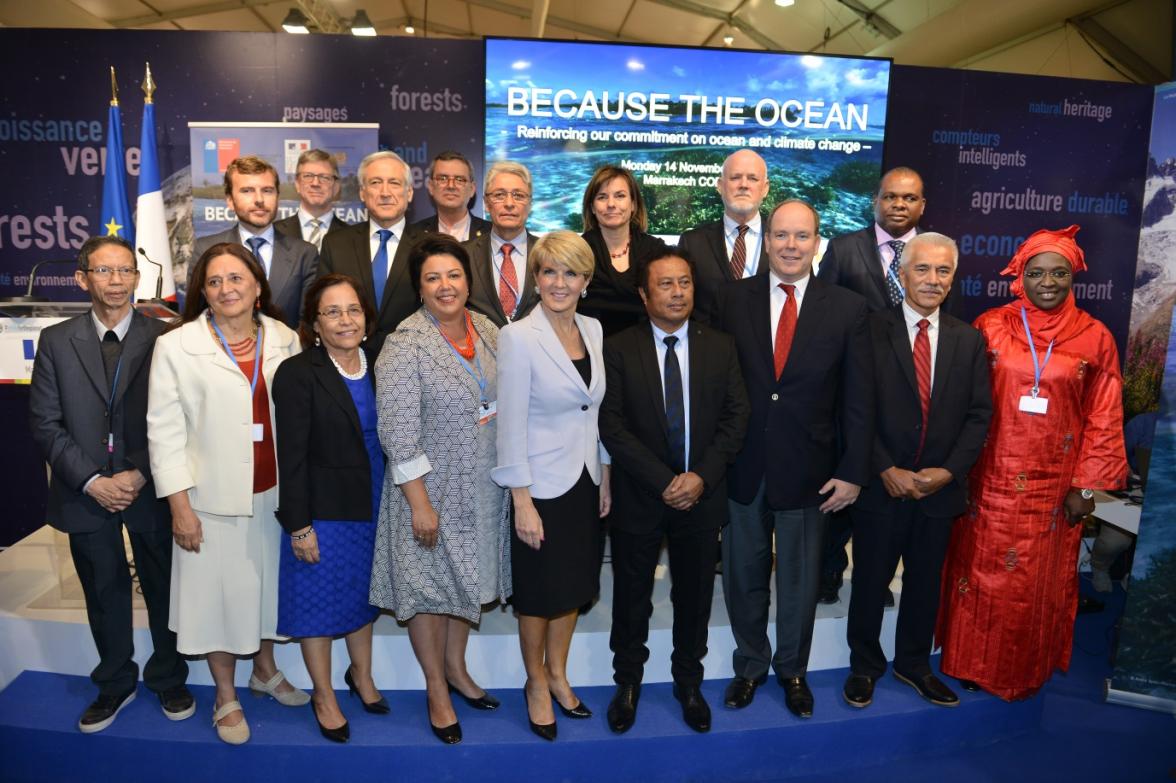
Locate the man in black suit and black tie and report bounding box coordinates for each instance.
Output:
[29,236,193,733]
[192,155,318,330]
[843,232,991,710]
[409,150,491,242]
[716,199,873,718]
[599,248,750,735]
[678,149,771,324]
[319,151,423,347]
[462,161,540,328]
[274,148,351,250]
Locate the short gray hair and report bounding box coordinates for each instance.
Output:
[485,160,532,194]
[901,232,958,269]
[358,150,411,186]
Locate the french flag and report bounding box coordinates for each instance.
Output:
[134,66,176,302]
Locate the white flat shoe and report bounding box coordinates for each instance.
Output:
[248,670,310,706]
[213,700,250,745]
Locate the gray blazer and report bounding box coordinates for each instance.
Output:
[28,310,169,534]
[193,226,318,330]
[462,231,541,328]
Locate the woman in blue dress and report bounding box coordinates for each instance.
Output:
[273,273,389,743]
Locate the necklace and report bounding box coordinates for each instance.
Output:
[329,349,368,381]
[609,243,630,259]
[441,310,477,360]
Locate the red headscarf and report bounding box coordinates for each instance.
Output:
[994,224,1089,345]
[999,224,1087,298]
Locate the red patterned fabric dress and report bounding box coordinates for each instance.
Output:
[936,295,1128,700]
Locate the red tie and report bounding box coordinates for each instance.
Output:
[498,242,518,319]
[730,224,749,280]
[773,283,796,379]
[913,318,931,460]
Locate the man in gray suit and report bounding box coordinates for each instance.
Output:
[462,160,540,328]
[193,154,318,329]
[29,236,192,733]
[274,148,351,250]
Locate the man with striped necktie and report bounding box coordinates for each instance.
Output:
[275,148,351,251]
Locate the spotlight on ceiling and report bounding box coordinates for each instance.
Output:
[774,0,795,6]
[281,8,310,33]
[405,23,416,34]
[723,35,734,46]
[351,9,377,36]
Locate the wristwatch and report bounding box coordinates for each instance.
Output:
[1079,488,1094,500]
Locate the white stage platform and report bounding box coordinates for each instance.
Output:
[0,525,901,691]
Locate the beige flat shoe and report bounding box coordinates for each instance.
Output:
[249,670,310,707]
[213,700,250,745]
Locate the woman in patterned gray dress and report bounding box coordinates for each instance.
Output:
[369,235,511,745]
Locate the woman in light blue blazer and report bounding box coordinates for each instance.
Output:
[493,231,611,741]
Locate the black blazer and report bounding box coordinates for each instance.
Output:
[274,212,351,243]
[409,213,492,242]
[462,231,541,328]
[600,320,750,533]
[716,274,874,510]
[678,218,769,325]
[318,220,425,347]
[272,345,381,534]
[28,310,169,534]
[580,226,668,338]
[856,307,992,518]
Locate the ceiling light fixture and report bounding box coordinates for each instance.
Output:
[351,9,377,36]
[774,0,795,6]
[723,35,734,45]
[405,23,416,34]
[281,8,310,33]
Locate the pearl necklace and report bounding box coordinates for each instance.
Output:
[330,350,367,381]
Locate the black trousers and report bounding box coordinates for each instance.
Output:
[610,519,719,687]
[68,520,187,697]
[847,499,953,679]
[819,509,853,585]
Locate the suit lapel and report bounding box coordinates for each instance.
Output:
[860,231,890,303]
[533,307,588,392]
[706,223,731,282]
[885,308,919,399]
[516,231,540,317]
[110,313,152,407]
[311,348,363,438]
[267,233,296,308]
[779,275,829,379]
[636,326,670,442]
[930,315,957,413]
[69,317,109,401]
[686,323,707,454]
[475,236,507,324]
[749,275,775,376]
[379,226,416,316]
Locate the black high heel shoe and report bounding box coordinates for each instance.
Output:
[524,689,557,741]
[448,682,501,711]
[313,701,350,744]
[553,696,592,719]
[344,667,390,715]
[428,696,462,744]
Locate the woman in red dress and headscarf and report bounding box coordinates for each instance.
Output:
[936,225,1128,701]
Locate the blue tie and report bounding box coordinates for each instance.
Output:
[246,236,267,276]
[663,335,686,474]
[372,229,393,307]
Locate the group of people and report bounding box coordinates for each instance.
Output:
[28,144,1127,749]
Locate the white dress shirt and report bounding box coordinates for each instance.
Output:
[297,207,335,244]
[901,300,940,391]
[723,212,764,277]
[437,212,472,242]
[650,319,691,471]
[237,224,275,277]
[769,271,810,342]
[874,222,918,282]
[90,307,133,341]
[368,217,407,275]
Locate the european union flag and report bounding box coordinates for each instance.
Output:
[100,98,134,248]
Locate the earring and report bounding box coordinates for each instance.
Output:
[362,334,368,342]
[254,299,260,310]
[314,335,321,346]
[580,289,588,299]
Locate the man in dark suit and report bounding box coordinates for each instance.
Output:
[678,149,771,324]
[319,151,423,347]
[843,232,991,710]
[273,148,351,250]
[599,248,750,735]
[815,166,929,605]
[716,199,873,718]
[28,236,192,733]
[409,150,491,242]
[193,155,318,330]
[462,161,540,327]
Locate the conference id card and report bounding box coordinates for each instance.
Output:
[253,423,265,442]
[478,400,497,427]
[1019,395,1048,415]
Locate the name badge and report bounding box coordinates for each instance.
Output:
[1019,395,1048,415]
[478,400,497,427]
[252,422,265,442]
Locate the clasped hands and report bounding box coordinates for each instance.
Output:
[85,469,146,513]
[880,466,952,501]
[662,471,704,511]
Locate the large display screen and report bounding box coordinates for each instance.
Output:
[485,38,891,237]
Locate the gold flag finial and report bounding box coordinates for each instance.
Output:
[109,66,119,107]
[141,62,156,104]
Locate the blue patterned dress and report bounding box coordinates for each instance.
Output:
[277,373,383,637]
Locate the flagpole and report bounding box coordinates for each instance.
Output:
[135,61,177,301]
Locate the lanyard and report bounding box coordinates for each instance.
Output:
[1020,306,1054,398]
[105,354,123,456]
[886,262,905,298]
[426,311,490,407]
[493,247,522,303]
[210,314,262,396]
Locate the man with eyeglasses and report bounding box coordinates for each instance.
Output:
[410,150,491,242]
[463,161,540,327]
[193,154,318,330]
[318,150,423,347]
[29,235,194,734]
[275,148,351,250]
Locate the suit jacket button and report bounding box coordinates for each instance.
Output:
[581,404,589,411]
[771,393,779,401]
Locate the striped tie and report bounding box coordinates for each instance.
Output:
[913,318,931,461]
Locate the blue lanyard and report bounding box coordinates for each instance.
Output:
[426,311,489,407]
[886,262,905,298]
[1020,306,1054,398]
[209,314,262,396]
[105,354,123,456]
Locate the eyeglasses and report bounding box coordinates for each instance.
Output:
[318,305,365,321]
[298,172,339,184]
[1023,269,1071,280]
[486,190,531,204]
[432,175,470,187]
[83,266,140,279]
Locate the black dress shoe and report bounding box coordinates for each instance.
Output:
[958,678,981,693]
[780,676,814,718]
[313,702,350,744]
[673,684,711,733]
[78,689,136,734]
[842,674,875,708]
[431,720,462,744]
[159,685,196,721]
[345,667,390,714]
[448,682,500,711]
[723,676,759,709]
[524,690,557,741]
[817,581,841,605]
[553,696,592,719]
[606,683,640,734]
[893,670,959,707]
